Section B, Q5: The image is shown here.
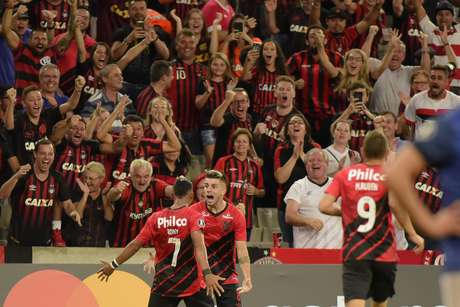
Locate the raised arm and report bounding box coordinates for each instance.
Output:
[158,112,181,153]
[439,27,458,69]
[59,76,86,114]
[117,30,156,71]
[361,25,379,58]
[95,96,129,141]
[241,48,259,81]
[75,22,87,63]
[264,0,280,34]
[55,0,77,54]
[4,88,16,130]
[2,1,20,50]
[355,0,385,35]
[209,13,223,55]
[210,90,235,127]
[170,9,182,36]
[370,29,400,80]
[0,164,31,199]
[316,32,340,78]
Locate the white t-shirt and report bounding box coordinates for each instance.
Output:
[368,57,418,115]
[324,146,360,177]
[284,176,342,249]
[404,90,460,140]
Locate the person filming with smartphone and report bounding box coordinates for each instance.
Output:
[331,81,376,152]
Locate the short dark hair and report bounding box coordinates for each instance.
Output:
[363,130,388,160]
[34,138,54,153]
[306,24,326,39]
[379,111,397,122]
[173,176,193,197]
[22,85,41,100]
[431,64,451,78]
[150,60,172,83]
[205,169,227,186]
[123,114,145,128]
[346,80,372,97]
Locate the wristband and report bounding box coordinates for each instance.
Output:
[202,268,212,276]
[110,259,119,269]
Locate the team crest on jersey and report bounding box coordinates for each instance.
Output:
[81,151,87,160]
[198,218,205,227]
[28,185,36,191]
[49,184,55,194]
[138,200,144,208]
[271,120,279,128]
[40,56,52,66]
[265,115,272,122]
[223,221,232,232]
[39,123,47,136]
[67,150,72,157]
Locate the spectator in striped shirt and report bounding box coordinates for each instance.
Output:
[413,0,460,94]
[285,148,342,249]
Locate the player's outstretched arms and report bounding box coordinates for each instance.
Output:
[191,230,225,297]
[97,239,143,282]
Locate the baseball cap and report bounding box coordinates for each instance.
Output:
[435,1,455,15]
[326,7,349,20]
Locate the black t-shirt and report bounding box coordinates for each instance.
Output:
[212,112,253,167]
[111,25,171,85]
[64,187,107,247]
[11,108,63,164]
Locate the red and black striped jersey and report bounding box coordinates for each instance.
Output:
[54,139,101,190]
[28,0,71,35]
[212,113,253,167]
[172,1,200,22]
[350,4,386,58]
[53,33,96,96]
[74,60,104,113]
[14,42,57,98]
[251,68,278,116]
[393,12,422,66]
[326,163,397,262]
[349,112,374,152]
[197,79,227,128]
[135,85,162,119]
[10,170,71,246]
[214,155,263,228]
[167,59,208,132]
[190,201,246,285]
[11,108,63,164]
[109,138,163,182]
[113,179,169,247]
[135,206,205,297]
[325,26,359,55]
[415,168,443,214]
[287,50,341,117]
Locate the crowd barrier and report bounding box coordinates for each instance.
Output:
[0,246,444,306]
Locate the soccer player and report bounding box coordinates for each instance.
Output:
[0,139,81,246]
[387,108,460,307]
[191,170,252,307]
[319,130,423,307]
[98,176,224,307]
[107,158,173,247]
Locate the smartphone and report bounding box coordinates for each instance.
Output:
[353,91,363,102]
[233,21,244,33]
[252,44,261,52]
[136,20,145,29]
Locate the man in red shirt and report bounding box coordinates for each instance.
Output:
[319,130,423,307]
[191,170,252,307]
[98,176,224,307]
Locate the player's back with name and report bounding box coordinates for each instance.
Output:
[328,163,397,262]
[135,206,205,297]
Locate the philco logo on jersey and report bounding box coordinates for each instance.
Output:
[25,198,53,207]
[348,168,385,181]
[157,216,187,228]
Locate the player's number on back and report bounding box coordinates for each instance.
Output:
[168,238,181,267]
[357,196,376,233]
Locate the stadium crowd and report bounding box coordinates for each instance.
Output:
[0,0,457,252]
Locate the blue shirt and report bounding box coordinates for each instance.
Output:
[0,37,15,87]
[43,94,68,110]
[415,107,460,271]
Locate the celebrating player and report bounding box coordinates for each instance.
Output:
[191,170,252,307]
[319,130,423,307]
[98,176,224,307]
